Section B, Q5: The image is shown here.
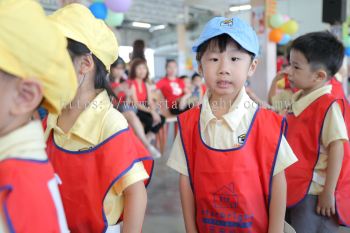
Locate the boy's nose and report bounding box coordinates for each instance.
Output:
[284,66,292,76]
[218,59,231,75]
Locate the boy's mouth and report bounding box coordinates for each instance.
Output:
[216,80,232,88]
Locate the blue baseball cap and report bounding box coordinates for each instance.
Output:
[192,17,259,57]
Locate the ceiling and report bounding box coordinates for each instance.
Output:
[40,0,251,26]
[124,0,251,25]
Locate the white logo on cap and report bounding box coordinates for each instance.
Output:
[220,19,233,27]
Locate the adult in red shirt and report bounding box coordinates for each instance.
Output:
[156,59,188,115]
[129,58,165,143]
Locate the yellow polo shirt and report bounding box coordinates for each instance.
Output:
[0,121,47,162]
[290,85,348,194]
[45,90,149,225]
[167,87,298,176]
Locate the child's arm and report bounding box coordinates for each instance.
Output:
[268,171,286,233]
[317,139,344,217]
[122,181,147,233]
[179,174,198,233]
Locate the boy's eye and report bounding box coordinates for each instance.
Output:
[209,58,218,62]
[293,66,300,70]
[231,57,239,62]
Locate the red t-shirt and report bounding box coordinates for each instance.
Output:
[156,77,185,108]
[130,80,148,103]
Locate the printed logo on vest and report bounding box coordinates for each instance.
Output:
[201,183,254,231]
[238,134,246,144]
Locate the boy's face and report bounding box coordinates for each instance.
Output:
[166,62,177,77]
[287,49,322,91]
[0,70,43,136]
[192,76,202,87]
[198,40,257,101]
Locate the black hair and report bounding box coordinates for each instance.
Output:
[196,34,255,62]
[110,57,125,69]
[165,59,177,68]
[191,72,201,81]
[290,31,344,77]
[131,39,146,61]
[179,75,189,80]
[67,38,116,100]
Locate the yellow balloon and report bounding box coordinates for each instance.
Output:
[280,20,299,35]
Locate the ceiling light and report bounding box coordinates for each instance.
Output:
[149,24,166,32]
[229,4,252,12]
[132,22,151,29]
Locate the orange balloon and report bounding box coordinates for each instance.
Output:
[269,29,283,43]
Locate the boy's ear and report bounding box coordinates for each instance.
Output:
[247,59,258,77]
[314,69,327,82]
[10,79,43,116]
[198,63,203,76]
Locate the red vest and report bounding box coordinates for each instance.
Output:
[329,77,350,135]
[0,159,64,233]
[178,107,284,233]
[46,128,154,233]
[0,185,13,233]
[285,94,350,226]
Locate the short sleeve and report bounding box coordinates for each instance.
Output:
[273,136,298,175]
[113,162,149,194]
[321,102,348,148]
[166,134,189,176]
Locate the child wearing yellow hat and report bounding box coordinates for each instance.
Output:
[45,3,153,233]
[0,0,78,232]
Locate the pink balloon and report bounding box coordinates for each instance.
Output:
[105,0,132,13]
[283,15,290,22]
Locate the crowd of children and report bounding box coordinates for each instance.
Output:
[1,1,350,233]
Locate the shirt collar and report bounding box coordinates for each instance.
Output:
[0,121,47,161]
[47,90,113,145]
[291,85,332,116]
[200,87,256,132]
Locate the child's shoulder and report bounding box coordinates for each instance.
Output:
[100,107,129,139]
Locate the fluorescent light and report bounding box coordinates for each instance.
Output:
[149,24,166,32]
[132,22,151,29]
[229,4,252,12]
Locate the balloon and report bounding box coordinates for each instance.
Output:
[282,15,290,22]
[345,47,350,56]
[278,34,291,45]
[269,14,284,28]
[280,20,299,35]
[89,2,107,19]
[92,0,104,2]
[105,11,124,27]
[105,0,132,13]
[269,29,284,43]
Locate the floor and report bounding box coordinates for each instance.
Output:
[142,123,350,233]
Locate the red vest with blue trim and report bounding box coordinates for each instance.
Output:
[0,159,63,233]
[285,93,350,226]
[46,127,154,233]
[178,106,284,233]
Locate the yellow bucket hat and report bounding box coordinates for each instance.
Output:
[49,3,118,71]
[0,0,77,114]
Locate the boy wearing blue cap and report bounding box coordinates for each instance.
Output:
[167,17,297,233]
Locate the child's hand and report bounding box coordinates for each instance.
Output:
[317,190,336,217]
